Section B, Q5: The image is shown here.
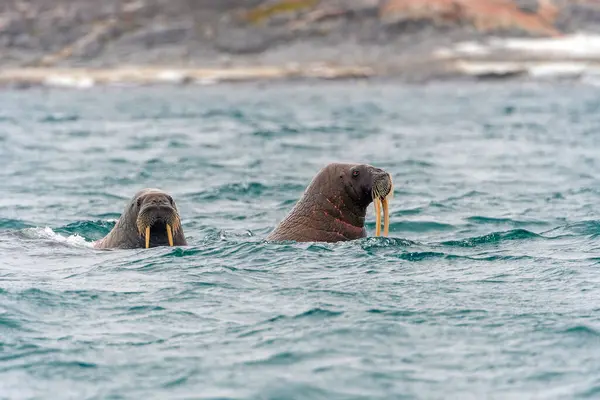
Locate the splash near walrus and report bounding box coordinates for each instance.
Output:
[267,163,393,243]
[93,188,187,249]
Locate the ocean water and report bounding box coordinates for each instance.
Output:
[1,81,600,399]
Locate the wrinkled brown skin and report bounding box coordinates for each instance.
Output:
[93,188,187,249]
[267,163,390,243]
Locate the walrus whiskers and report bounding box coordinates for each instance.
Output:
[171,215,181,235]
[139,213,180,248]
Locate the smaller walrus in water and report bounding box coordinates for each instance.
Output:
[93,188,187,249]
[267,163,393,243]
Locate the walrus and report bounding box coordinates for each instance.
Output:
[267,163,393,242]
[93,188,187,249]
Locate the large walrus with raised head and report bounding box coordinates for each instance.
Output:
[94,188,187,249]
[267,163,393,242]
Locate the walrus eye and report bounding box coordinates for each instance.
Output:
[352,170,360,178]
[137,198,142,207]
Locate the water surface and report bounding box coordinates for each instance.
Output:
[1,81,600,399]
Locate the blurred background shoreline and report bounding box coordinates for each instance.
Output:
[3,0,600,87]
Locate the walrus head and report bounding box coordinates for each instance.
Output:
[92,188,187,250]
[267,163,394,243]
[341,164,394,237]
[133,189,183,248]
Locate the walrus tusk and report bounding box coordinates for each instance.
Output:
[145,226,150,249]
[382,197,389,237]
[166,224,174,247]
[374,198,382,237]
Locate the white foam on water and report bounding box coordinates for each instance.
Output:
[23,226,94,248]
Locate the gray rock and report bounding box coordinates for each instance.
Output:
[1,0,599,82]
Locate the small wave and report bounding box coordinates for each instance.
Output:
[560,325,600,337]
[54,220,114,241]
[542,221,600,238]
[2,289,72,312]
[253,125,301,138]
[44,360,98,369]
[167,139,189,148]
[394,252,535,262]
[201,109,245,120]
[466,216,548,227]
[71,191,129,201]
[90,213,121,220]
[359,237,418,249]
[395,251,447,261]
[261,308,343,324]
[161,247,203,258]
[293,308,343,320]
[393,207,425,216]
[305,243,335,252]
[578,385,600,399]
[244,351,301,367]
[186,182,268,200]
[0,314,24,330]
[399,159,435,168]
[116,305,167,316]
[441,190,487,203]
[456,254,534,262]
[280,142,329,151]
[18,227,93,248]
[39,113,80,123]
[441,229,540,247]
[382,220,455,233]
[0,346,58,362]
[367,309,417,317]
[0,218,34,230]
[162,374,192,389]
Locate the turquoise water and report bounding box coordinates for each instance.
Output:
[1,81,600,399]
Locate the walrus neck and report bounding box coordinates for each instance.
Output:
[320,192,365,228]
[266,170,369,243]
[298,189,366,242]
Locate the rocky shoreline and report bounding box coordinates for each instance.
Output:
[2,0,600,86]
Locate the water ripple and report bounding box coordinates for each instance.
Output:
[440,229,541,247]
[1,82,600,399]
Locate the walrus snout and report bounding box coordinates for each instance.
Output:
[371,169,393,238]
[372,172,393,200]
[136,197,181,248]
